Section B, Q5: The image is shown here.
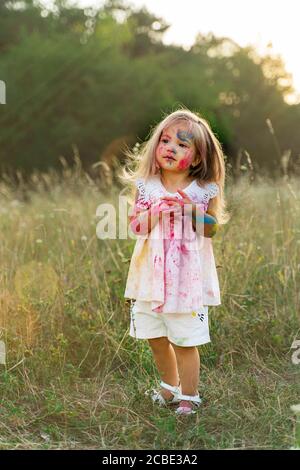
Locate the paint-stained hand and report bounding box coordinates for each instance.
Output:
[155,197,182,215]
[161,190,219,238]
[160,189,193,216]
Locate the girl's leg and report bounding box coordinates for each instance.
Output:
[171,344,200,407]
[148,337,180,399]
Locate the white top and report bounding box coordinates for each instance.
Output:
[124,175,221,313]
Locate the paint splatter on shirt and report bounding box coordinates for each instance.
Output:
[124,175,221,314]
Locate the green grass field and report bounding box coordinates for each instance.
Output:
[0,165,299,449]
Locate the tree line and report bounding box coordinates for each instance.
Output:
[0,0,299,181]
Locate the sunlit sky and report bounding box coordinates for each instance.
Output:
[42,0,300,104]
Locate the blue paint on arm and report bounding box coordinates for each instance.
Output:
[195,213,217,225]
[192,210,218,237]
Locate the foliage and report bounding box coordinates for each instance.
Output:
[0,0,299,178]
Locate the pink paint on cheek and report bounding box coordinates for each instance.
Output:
[155,144,164,169]
[177,158,189,170]
[177,150,194,170]
[156,143,167,161]
[156,143,164,155]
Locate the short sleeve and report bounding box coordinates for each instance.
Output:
[134,178,151,210]
[206,182,219,199]
[197,182,219,209]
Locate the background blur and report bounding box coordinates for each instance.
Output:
[1,0,300,181]
[0,0,299,450]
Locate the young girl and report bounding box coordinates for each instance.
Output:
[121,108,230,415]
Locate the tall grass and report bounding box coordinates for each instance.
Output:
[0,158,299,449]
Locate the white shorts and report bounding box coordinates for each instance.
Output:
[129,300,210,347]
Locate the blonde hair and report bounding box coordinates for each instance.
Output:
[119,107,230,224]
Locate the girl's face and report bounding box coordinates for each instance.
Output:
[155,122,197,173]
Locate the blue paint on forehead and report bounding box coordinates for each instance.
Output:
[177,130,194,143]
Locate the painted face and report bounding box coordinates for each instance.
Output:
[155,123,196,172]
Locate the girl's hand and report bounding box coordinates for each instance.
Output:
[157,197,182,217]
[162,189,194,216]
[176,189,193,204]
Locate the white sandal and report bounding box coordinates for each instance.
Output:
[175,393,202,415]
[145,380,182,406]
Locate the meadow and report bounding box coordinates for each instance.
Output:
[0,160,299,450]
